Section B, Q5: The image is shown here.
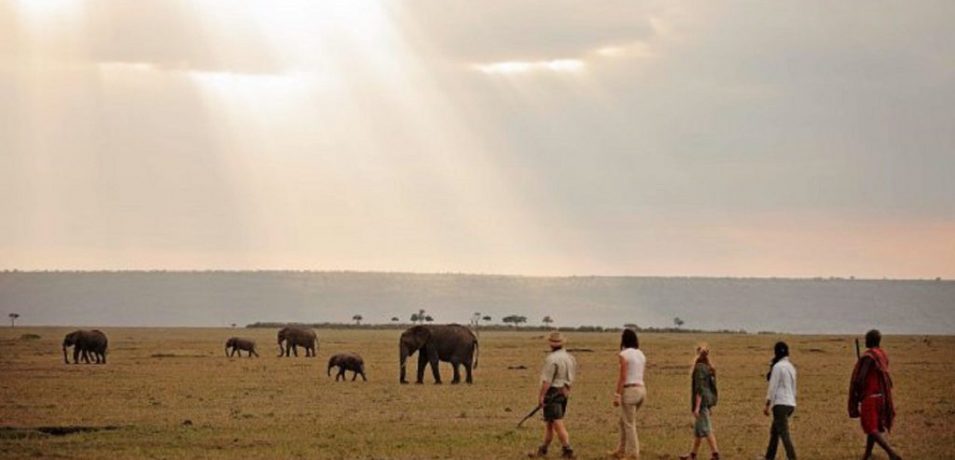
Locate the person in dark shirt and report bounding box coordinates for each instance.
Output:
[680,344,720,460]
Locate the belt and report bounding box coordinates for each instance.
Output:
[623,383,643,388]
[866,393,884,399]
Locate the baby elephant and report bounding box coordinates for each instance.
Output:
[327,352,366,381]
[225,337,259,358]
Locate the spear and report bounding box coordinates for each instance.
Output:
[854,337,861,360]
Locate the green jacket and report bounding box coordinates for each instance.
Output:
[692,362,718,409]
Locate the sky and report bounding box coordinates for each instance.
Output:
[1,1,953,278]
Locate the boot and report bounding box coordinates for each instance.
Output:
[527,445,548,458]
[711,453,720,460]
[561,446,577,459]
[679,454,697,460]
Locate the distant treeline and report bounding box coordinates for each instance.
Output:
[245,322,752,334]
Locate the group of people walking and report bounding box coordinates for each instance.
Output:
[526,329,901,460]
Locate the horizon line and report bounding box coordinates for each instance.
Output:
[0,268,948,282]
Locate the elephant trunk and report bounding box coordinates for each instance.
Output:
[62,345,68,364]
[277,337,284,357]
[327,361,333,376]
[225,344,229,357]
[399,346,409,383]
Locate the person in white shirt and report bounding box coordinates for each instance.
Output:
[764,341,797,460]
[609,328,646,460]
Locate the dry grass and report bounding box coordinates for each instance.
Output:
[0,328,952,459]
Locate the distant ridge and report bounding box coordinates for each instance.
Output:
[1,271,952,334]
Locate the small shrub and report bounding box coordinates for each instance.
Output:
[20,334,41,340]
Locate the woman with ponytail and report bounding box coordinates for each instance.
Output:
[763,341,797,460]
[679,344,720,460]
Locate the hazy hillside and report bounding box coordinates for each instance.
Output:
[1,271,952,334]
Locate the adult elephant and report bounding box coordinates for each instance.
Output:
[63,329,108,364]
[277,326,317,357]
[327,352,366,381]
[399,324,478,385]
[225,337,259,357]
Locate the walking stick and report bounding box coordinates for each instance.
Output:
[517,405,542,428]
[854,337,861,360]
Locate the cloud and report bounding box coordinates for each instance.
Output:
[473,59,585,75]
[395,1,669,62]
[592,41,655,59]
[96,61,157,73]
[95,60,294,79]
[471,40,654,77]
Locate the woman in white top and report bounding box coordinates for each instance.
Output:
[610,328,646,460]
[764,341,797,460]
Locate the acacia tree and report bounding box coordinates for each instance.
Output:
[673,317,685,329]
[424,315,434,323]
[542,316,554,328]
[353,314,363,326]
[482,315,492,325]
[410,313,420,324]
[9,313,19,328]
[502,315,528,328]
[418,309,427,325]
[391,317,400,323]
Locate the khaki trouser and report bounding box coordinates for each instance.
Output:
[618,385,646,457]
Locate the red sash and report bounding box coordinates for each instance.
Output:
[848,348,895,431]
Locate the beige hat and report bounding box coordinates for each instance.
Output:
[547,331,566,347]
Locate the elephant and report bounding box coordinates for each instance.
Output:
[327,352,366,381]
[225,337,259,357]
[63,329,108,364]
[399,324,478,385]
[277,326,318,357]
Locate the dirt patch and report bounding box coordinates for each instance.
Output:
[0,425,121,439]
[150,353,205,358]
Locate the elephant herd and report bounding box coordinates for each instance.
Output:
[61,324,480,384]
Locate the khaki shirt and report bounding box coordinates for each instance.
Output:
[541,348,576,389]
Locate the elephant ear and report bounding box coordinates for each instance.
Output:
[412,325,431,348]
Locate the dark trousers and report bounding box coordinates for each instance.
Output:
[766,405,796,460]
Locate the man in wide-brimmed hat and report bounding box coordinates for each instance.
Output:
[528,331,578,459]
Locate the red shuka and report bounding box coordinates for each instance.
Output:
[848,347,896,432]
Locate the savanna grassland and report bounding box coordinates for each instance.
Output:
[1,328,953,459]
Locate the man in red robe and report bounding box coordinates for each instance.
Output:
[848,329,902,460]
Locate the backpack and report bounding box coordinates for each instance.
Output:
[694,363,718,408]
[706,372,718,407]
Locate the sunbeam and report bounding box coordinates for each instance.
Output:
[2,1,953,277]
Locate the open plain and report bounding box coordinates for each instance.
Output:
[1,328,952,459]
